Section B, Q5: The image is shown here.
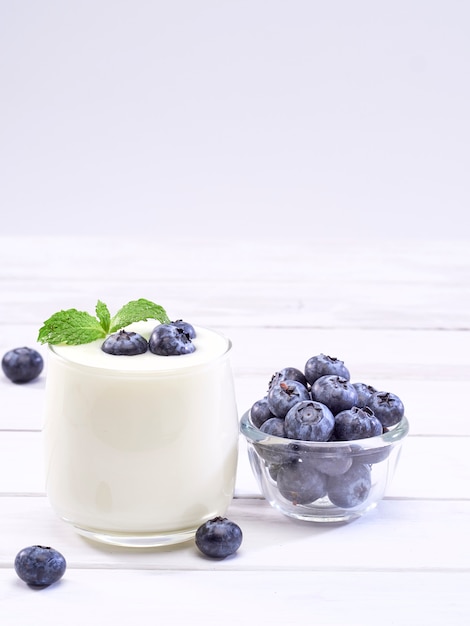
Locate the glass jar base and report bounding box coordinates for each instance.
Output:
[270,499,379,524]
[72,523,197,548]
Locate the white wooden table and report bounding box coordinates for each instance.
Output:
[1,236,469,624]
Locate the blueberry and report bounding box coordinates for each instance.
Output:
[309,446,354,476]
[334,406,383,440]
[253,442,284,466]
[327,463,371,508]
[149,324,196,356]
[254,438,301,467]
[260,417,287,437]
[304,354,350,385]
[267,379,310,418]
[195,517,242,559]
[277,458,328,505]
[311,375,358,415]
[14,545,66,587]
[101,330,148,355]
[170,319,196,339]
[2,347,44,383]
[250,397,276,428]
[367,391,405,427]
[269,367,308,390]
[351,442,391,465]
[353,382,377,408]
[284,400,334,441]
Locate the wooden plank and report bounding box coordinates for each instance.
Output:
[1,568,469,625]
[1,237,469,329]
[0,430,468,500]
[1,237,468,286]
[2,373,467,436]
[1,497,469,573]
[1,281,469,329]
[2,325,469,434]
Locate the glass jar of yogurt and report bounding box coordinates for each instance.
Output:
[43,322,239,547]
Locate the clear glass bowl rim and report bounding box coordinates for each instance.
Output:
[240,409,409,450]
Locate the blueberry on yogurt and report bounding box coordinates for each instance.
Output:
[149,324,196,356]
[101,330,148,355]
[170,319,196,339]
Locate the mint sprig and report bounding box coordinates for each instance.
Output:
[38,298,171,346]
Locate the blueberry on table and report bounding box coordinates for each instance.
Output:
[149,324,196,356]
[367,391,405,427]
[304,353,350,385]
[195,517,243,559]
[101,330,148,355]
[14,545,66,587]
[267,379,310,418]
[2,347,44,383]
[327,463,372,508]
[334,406,383,441]
[284,400,335,441]
[311,375,358,415]
[170,319,196,339]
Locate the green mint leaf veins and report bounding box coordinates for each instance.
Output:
[95,300,111,333]
[109,299,170,332]
[37,309,107,345]
[38,298,171,346]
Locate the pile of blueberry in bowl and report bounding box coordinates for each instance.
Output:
[240,354,409,523]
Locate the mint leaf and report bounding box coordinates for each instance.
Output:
[109,298,170,333]
[38,298,171,346]
[37,309,107,345]
[96,300,111,333]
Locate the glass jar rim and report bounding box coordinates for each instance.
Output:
[240,409,409,449]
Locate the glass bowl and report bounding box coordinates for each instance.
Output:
[240,410,409,523]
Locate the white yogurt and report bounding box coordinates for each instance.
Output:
[43,322,239,547]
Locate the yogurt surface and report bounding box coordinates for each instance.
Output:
[51,321,230,371]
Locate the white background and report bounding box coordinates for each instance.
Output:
[1,0,469,240]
